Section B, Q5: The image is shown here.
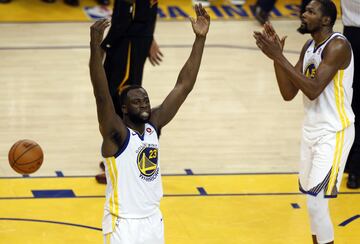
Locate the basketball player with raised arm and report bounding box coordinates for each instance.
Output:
[89,4,210,244]
[254,0,354,243]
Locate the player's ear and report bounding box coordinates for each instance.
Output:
[322,16,331,26]
[121,104,127,114]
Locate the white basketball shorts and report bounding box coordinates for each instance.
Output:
[104,209,164,244]
[299,124,355,198]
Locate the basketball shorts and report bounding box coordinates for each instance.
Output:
[299,124,355,198]
[103,209,164,244]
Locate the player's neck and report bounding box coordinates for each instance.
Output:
[311,28,333,47]
[124,118,145,135]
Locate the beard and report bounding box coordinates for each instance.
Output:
[297,22,310,34]
[128,110,151,124]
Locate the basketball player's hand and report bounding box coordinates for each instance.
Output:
[190,4,210,37]
[90,19,110,46]
[263,22,287,51]
[253,30,283,60]
[148,39,163,66]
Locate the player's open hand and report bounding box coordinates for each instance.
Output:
[148,39,163,66]
[263,22,287,51]
[190,4,210,37]
[254,30,281,60]
[90,19,110,46]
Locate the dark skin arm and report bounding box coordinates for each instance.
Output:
[150,4,210,130]
[89,19,127,157]
[254,23,352,101]
[262,23,304,101]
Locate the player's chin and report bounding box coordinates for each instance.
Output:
[297,25,308,34]
[140,111,151,122]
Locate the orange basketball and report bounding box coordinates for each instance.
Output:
[8,139,44,175]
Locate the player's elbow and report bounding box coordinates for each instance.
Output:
[306,94,318,101]
[280,91,297,101]
[282,96,293,101]
[305,89,321,101]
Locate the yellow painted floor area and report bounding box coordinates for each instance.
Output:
[0,0,341,22]
[0,174,359,243]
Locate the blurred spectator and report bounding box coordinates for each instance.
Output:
[0,0,110,6]
[254,0,311,25]
[192,0,246,8]
[342,0,360,189]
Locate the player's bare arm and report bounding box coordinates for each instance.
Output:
[150,4,210,130]
[89,19,127,157]
[255,23,306,100]
[254,26,352,100]
[260,22,301,101]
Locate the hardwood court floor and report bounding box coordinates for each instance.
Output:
[0,18,359,243]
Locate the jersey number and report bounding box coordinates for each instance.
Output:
[149,149,157,159]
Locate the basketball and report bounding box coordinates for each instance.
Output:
[8,139,44,175]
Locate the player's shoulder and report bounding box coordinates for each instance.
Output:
[328,34,350,48]
[325,34,351,55]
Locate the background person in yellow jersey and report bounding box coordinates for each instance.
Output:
[96,0,163,184]
[254,1,354,243]
[89,4,210,243]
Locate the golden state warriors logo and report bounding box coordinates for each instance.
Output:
[305,63,316,78]
[137,147,159,181]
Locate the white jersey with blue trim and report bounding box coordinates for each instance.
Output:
[302,33,355,138]
[102,123,163,234]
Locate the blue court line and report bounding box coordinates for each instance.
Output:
[339,215,360,227]
[197,187,208,196]
[32,190,75,198]
[0,218,102,231]
[2,191,360,200]
[55,171,64,177]
[0,171,299,179]
[291,203,300,209]
[0,44,300,54]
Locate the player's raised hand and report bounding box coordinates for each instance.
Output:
[90,19,110,46]
[190,4,210,37]
[264,22,287,51]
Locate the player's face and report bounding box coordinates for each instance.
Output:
[298,1,323,34]
[125,88,151,124]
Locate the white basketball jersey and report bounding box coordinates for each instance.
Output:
[102,123,163,234]
[302,33,355,138]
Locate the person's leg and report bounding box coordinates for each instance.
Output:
[97,0,110,6]
[304,126,354,243]
[254,0,277,25]
[299,135,313,193]
[256,0,276,13]
[344,26,360,188]
[307,191,334,244]
[129,37,153,87]
[192,0,210,7]
[63,0,79,6]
